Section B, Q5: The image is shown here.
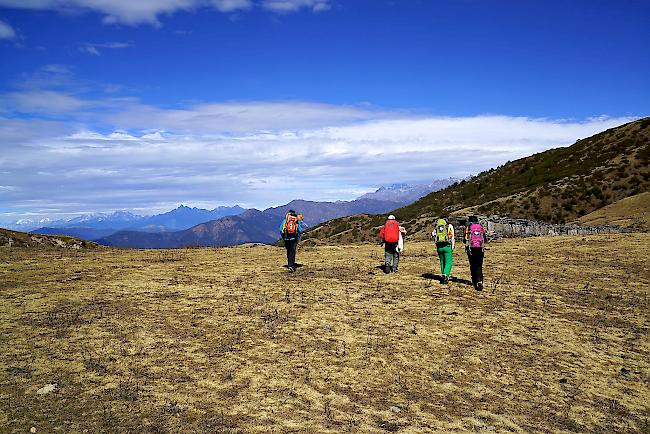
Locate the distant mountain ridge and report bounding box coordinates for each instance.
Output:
[9,217,67,232]
[98,197,404,248]
[5,178,456,234]
[130,205,247,231]
[98,209,279,248]
[34,227,119,241]
[5,178,458,248]
[27,205,246,238]
[65,210,142,228]
[5,205,246,232]
[358,178,459,204]
[262,198,406,226]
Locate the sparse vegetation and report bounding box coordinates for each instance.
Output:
[1,235,649,432]
[578,191,650,231]
[0,228,98,249]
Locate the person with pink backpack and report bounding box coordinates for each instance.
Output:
[464,215,487,290]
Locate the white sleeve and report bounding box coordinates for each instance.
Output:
[450,225,455,249]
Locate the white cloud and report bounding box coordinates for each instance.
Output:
[0,18,16,39]
[0,65,638,220]
[79,41,133,55]
[0,103,636,222]
[3,90,90,113]
[0,0,203,25]
[262,0,330,12]
[0,0,326,25]
[102,100,391,133]
[210,0,252,12]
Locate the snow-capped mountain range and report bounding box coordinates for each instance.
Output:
[2,179,458,243]
[358,178,460,204]
[4,206,245,232]
[10,217,66,231]
[65,211,141,225]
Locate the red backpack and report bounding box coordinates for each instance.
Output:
[383,220,400,243]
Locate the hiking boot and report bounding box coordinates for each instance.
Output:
[393,268,398,273]
[476,281,483,291]
[288,266,295,273]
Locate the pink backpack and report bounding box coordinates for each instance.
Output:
[469,223,485,248]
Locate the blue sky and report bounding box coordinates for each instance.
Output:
[0,0,648,224]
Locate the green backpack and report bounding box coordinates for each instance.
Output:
[436,218,449,243]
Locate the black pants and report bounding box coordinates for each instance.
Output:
[467,247,484,285]
[285,238,298,267]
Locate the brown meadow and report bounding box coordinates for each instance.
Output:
[1,234,648,432]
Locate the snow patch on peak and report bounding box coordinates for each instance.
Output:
[358,178,460,205]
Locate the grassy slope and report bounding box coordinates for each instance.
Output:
[1,235,648,432]
[0,228,98,249]
[577,191,650,231]
[306,117,650,243]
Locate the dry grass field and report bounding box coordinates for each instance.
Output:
[1,234,649,433]
[578,192,650,232]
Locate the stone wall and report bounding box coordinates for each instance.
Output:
[454,215,623,239]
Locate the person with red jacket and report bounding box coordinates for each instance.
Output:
[379,214,401,273]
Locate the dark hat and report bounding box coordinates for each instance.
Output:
[469,215,479,223]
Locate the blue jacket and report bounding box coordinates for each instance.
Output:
[280,217,303,240]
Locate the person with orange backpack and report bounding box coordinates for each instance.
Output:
[379,214,402,273]
[280,209,303,272]
[464,215,487,290]
[432,217,455,284]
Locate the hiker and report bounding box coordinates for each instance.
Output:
[464,215,487,290]
[432,217,455,283]
[280,209,303,272]
[379,214,401,273]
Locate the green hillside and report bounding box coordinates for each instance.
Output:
[306,117,650,243]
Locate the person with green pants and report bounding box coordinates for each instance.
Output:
[432,217,455,284]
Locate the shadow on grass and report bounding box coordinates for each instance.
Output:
[375,264,391,274]
[421,273,473,286]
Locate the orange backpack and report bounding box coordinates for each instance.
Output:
[285,214,298,235]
